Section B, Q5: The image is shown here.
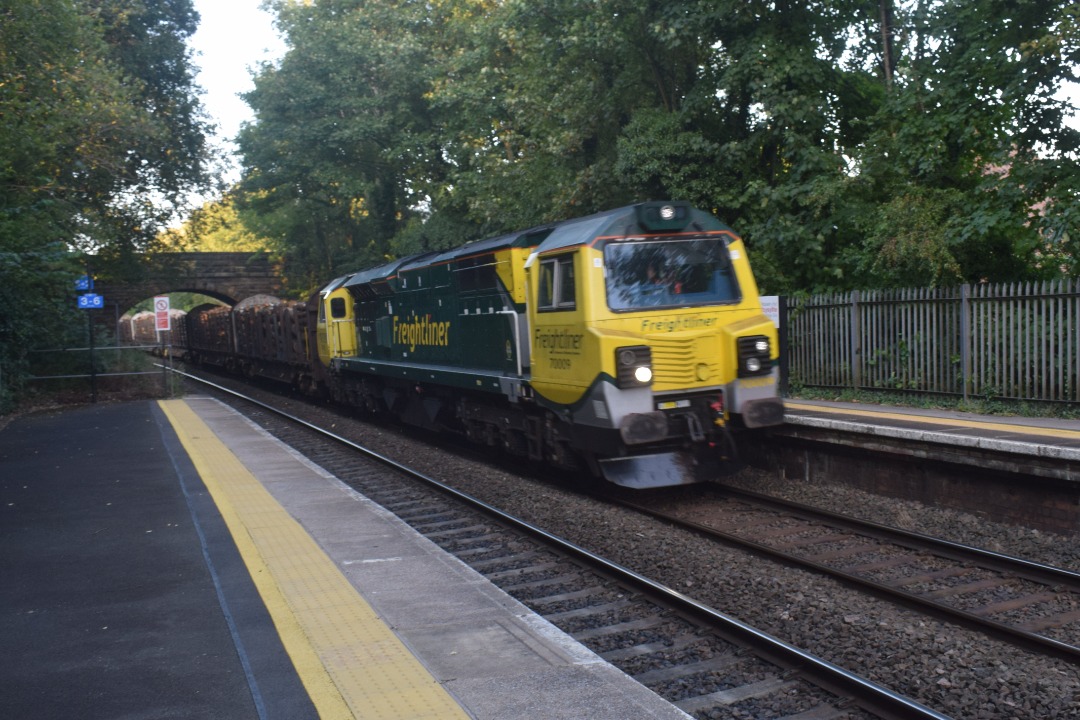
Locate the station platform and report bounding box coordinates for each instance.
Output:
[782,399,1080,467]
[771,399,1080,534]
[0,397,689,720]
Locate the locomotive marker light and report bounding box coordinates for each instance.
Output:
[737,335,772,377]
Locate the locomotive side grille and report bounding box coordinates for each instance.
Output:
[649,337,698,385]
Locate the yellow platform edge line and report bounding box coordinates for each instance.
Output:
[784,402,1080,440]
[158,399,469,720]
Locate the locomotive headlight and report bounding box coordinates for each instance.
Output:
[737,335,771,378]
[615,345,652,388]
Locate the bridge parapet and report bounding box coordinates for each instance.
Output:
[92,252,284,331]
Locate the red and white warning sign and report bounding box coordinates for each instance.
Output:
[154,295,171,332]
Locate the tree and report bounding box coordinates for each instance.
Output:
[0,0,132,407]
[82,0,216,262]
[0,0,214,408]
[605,0,885,291]
[851,0,1080,286]
[161,193,279,253]
[239,0,449,291]
[430,0,644,227]
[237,0,1080,296]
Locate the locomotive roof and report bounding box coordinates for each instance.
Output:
[319,273,355,295]
[531,201,732,255]
[342,231,539,291]
[343,255,417,290]
[341,202,732,292]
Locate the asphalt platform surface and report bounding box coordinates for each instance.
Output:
[0,401,315,720]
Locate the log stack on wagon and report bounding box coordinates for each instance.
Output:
[119,309,188,353]
[186,295,315,388]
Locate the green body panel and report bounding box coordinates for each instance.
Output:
[335,356,509,394]
[355,283,522,376]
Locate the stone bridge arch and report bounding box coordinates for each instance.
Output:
[94,252,284,320]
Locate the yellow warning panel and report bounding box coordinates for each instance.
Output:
[159,400,468,720]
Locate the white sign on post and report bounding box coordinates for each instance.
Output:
[154,296,171,332]
[760,295,780,328]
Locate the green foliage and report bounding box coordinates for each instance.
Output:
[0,243,84,411]
[87,0,212,209]
[238,0,447,293]
[162,194,280,253]
[233,0,1080,297]
[0,0,214,410]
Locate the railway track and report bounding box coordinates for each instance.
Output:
[172,368,948,720]
[615,487,1080,664]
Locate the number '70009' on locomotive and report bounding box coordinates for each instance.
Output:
[312,201,784,489]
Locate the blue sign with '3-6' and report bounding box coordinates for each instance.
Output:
[78,293,104,309]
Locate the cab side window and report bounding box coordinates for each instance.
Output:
[330,297,347,319]
[538,255,575,311]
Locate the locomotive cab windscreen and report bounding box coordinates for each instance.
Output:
[604,238,739,311]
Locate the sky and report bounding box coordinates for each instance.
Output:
[188,0,286,182]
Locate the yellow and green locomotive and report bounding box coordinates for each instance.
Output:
[316,201,783,487]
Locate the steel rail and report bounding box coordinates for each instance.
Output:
[608,491,1080,665]
[720,486,1080,588]
[168,365,950,720]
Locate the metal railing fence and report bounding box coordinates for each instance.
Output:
[23,345,175,403]
[786,280,1080,403]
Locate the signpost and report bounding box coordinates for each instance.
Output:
[154,295,171,332]
[154,296,172,394]
[56,276,174,402]
[77,275,101,403]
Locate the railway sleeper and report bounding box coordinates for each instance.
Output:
[632,654,743,686]
[570,615,666,641]
[544,598,636,622]
[599,633,711,663]
[674,677,799,712]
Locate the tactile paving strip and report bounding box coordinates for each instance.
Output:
[159,399,468,719]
